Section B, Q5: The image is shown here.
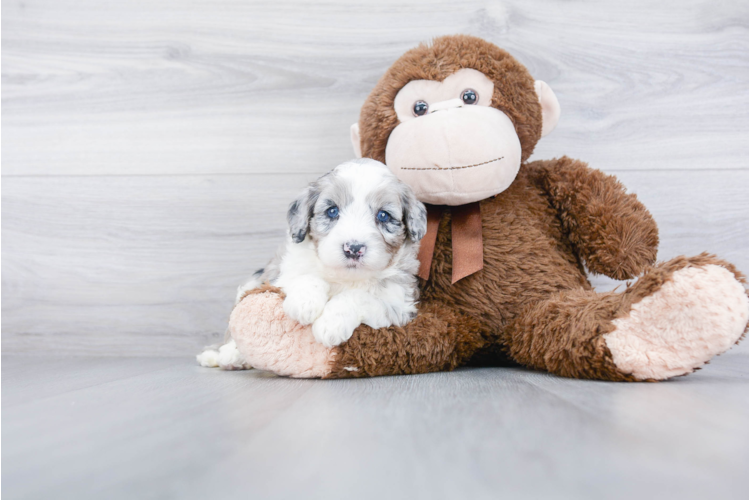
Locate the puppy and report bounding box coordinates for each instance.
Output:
[197,158,427,370]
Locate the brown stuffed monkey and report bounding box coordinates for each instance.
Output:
[229,35,748,381]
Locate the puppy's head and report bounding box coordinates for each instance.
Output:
[287,158,427,274]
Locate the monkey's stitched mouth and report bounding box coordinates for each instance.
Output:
[401,156,504,171]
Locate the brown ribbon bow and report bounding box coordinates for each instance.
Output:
[416,202,483,284]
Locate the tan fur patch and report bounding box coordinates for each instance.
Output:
[605,264,749,380]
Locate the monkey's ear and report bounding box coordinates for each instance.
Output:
[350,123,362,158]
[534,81,561,137]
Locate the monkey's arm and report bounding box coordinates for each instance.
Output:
[527,156,659,280]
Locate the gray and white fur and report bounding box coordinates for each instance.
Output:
[197,158,427,370]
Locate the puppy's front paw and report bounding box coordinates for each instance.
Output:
[283,291,327,325]
[312,309,358,347]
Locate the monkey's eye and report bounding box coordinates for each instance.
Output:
[413,101,429,116]
[326,206,339,219]
[461,89,478,105]
[376,210,391,223]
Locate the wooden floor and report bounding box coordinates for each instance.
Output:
[2,354,748,499]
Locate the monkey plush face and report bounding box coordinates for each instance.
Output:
[351,35,561,206]
[386,68,522,205]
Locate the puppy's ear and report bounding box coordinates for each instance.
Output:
[401,187,427,242]
[287,185,319,243]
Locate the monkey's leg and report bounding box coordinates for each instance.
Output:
[229,287,486,379]
[326,301,487,378]
[505,254,748,381]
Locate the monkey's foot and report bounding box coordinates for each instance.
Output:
[230,287,335,378]
[605,260,748,380]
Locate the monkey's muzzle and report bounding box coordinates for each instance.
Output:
[385,105,522,206]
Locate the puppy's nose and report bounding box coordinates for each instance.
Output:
[343,242,366,260]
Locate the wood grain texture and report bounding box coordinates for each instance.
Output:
[2,354,747,499]
[2,0,748,355]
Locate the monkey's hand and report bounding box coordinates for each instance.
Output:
[528,156,659,280]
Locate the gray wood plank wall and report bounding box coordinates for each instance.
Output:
[3,0,748,356]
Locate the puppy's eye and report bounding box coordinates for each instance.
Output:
[413,101,428,116]
[461,89,478,105]
[326,206,339,218]
[376,210,391,223]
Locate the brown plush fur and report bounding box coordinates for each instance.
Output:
[318,35,746,381]
[529,157,660,280]
[326,301,487,378]
[329,159,662,380]
[505,253,747,381]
